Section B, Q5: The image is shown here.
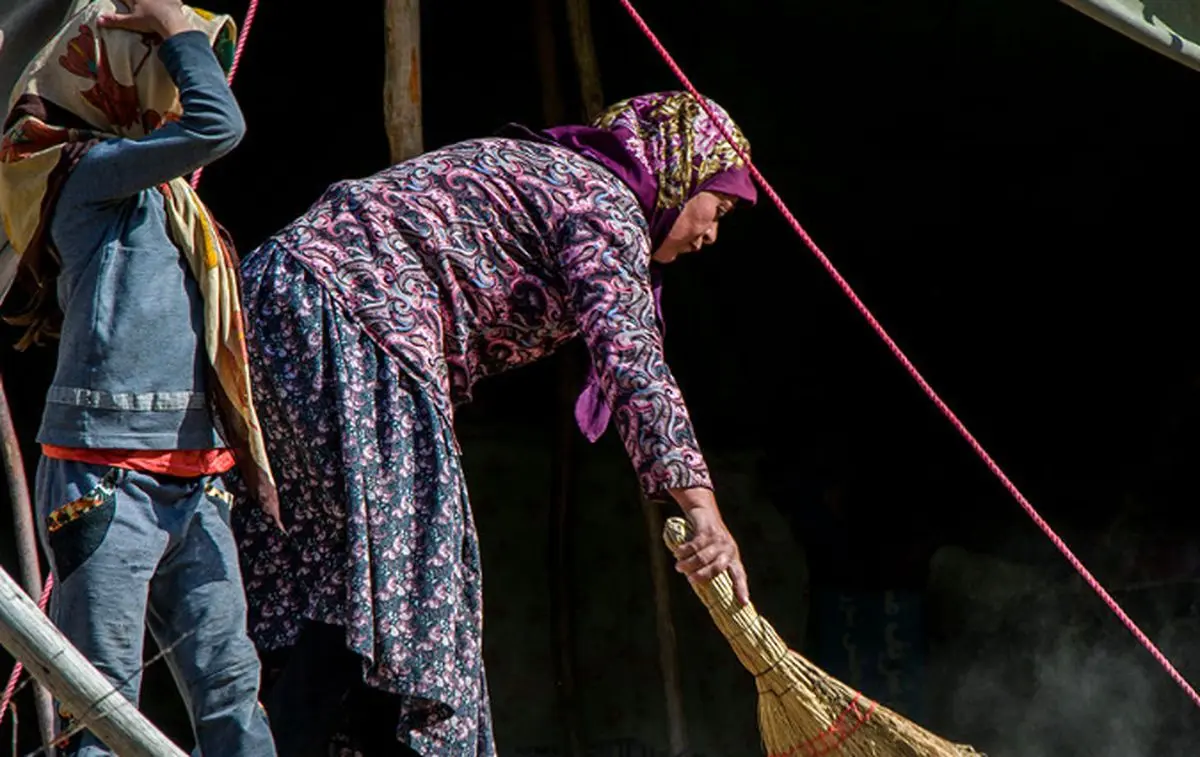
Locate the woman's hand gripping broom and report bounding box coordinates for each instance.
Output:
[662,516,985,757]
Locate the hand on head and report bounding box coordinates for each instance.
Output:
[99,0,191,39]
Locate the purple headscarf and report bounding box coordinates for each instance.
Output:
[503,91,757,442]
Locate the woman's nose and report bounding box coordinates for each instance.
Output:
[704,223,719,244]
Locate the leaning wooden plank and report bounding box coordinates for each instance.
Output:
[0,566,186,757]
[1059,0,1200,73]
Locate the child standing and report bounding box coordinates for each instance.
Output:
[0,1,278,754]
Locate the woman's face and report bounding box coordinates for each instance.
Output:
[652,191,735,264]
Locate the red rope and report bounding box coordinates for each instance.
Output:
[616,0,1200,711]
[190,0,261,190]
[0,574,55,728]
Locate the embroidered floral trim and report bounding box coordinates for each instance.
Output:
[205,484,233,507]
[46,469,119,534]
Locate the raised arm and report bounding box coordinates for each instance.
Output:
[61,18,245,206]
[560,210,749,603]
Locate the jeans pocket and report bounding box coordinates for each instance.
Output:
[45,468,120,582]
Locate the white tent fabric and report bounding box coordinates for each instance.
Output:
[1061,0,1200,72]
[0,0,88,306]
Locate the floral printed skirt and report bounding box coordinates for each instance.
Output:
[231,242,494,755]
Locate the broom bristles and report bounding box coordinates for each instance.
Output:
[662,517,984,757]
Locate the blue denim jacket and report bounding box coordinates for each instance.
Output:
[38,31,245,450]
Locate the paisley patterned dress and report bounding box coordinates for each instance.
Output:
[232,137,712,754]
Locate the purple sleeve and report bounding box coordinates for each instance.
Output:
[560,214,712,495]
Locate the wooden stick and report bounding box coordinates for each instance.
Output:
[548,357,584,757]
[0,566,185,756]
[563,0,604,119]
[1058,0,1200,74]
[557,1,693,749]
[534,0,584,751]
[383,0,423,163]
[0,374,57,755]
[641,496,688,756]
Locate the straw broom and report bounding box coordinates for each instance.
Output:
[662,517,985,757]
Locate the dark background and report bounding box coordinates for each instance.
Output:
[4,0,1200,753]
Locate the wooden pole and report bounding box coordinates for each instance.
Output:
[563,0,604,119]
[560,0,692,747]
[548,356,584,757]
[533,1,583,753]
[642,496,689,756]
[383,0,424,163]
[0,374,57,755]
[0,566,186,757]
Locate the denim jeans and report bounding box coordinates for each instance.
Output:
[35,458,276,757]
